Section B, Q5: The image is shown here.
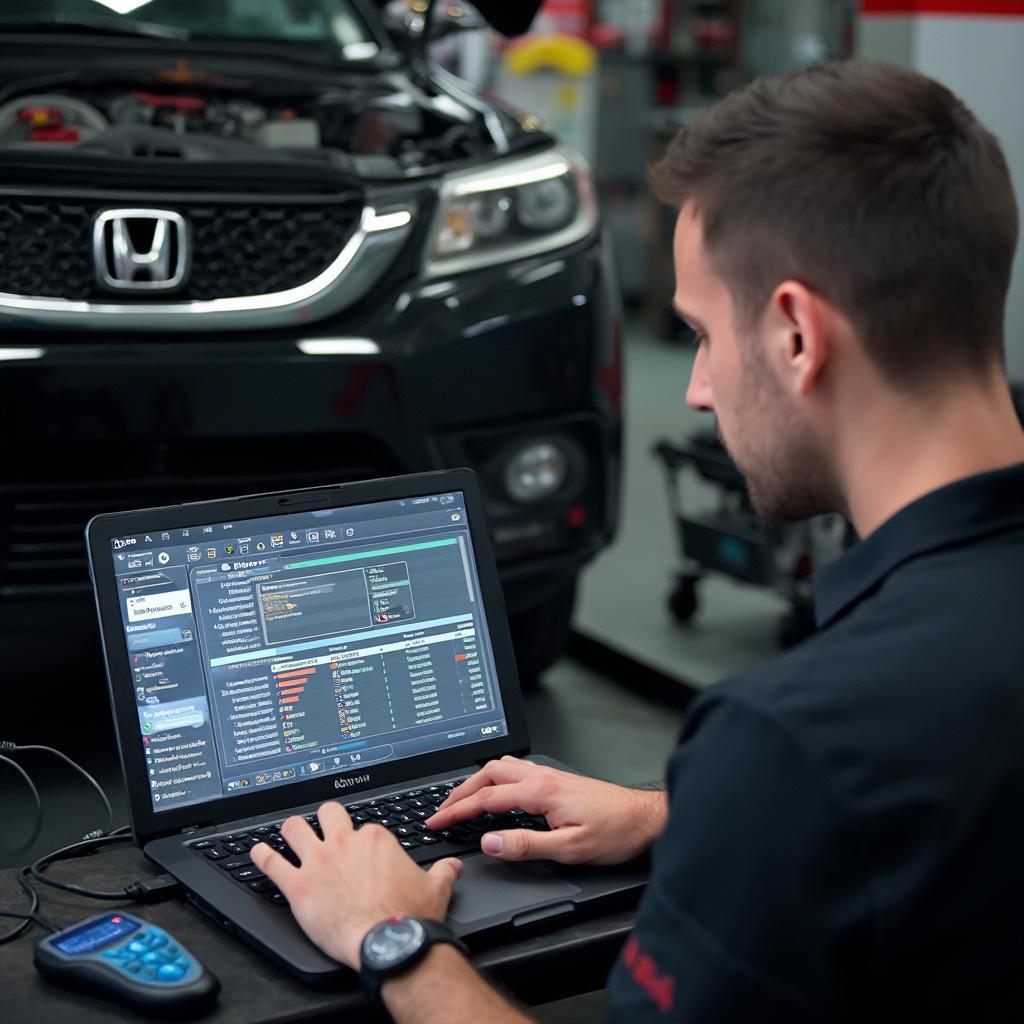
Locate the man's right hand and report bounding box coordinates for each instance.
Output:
[426,756,668,866]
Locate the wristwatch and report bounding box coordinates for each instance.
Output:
[359,916,468,1007]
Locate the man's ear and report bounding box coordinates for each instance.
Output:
[765,281,832,397]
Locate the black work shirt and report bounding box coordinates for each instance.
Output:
[605,462,1024,1022]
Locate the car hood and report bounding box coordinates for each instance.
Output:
[459,0,543,36]
[376,0,544,37]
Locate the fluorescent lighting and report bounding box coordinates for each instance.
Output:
[296,338,380,356]
[89,0,155,14]
[0,347,44,361]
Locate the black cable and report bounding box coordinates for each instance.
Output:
[0,754,43,853]
[1,742,114,839]
[0,867,48,945]
[30,827,134,901]
[1,831,131,944]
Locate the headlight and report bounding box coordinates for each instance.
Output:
[504,440,570,503]
[425,146,597,277]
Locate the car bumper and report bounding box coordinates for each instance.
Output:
[0,235,622,618]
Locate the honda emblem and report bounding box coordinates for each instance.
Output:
[93,208,189,291]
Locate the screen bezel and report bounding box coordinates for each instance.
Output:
[86,468,528,845]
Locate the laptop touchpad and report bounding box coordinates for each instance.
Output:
[447,854,582,924]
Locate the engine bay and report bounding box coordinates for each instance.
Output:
[0,75,494,176]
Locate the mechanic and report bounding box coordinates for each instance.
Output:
[251,59,1024,1022]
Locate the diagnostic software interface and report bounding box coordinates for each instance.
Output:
[107,491,508,814]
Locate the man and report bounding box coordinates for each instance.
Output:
[251,60,1024,1021]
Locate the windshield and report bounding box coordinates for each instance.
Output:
[0,0,379,57]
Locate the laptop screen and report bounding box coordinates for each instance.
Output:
[107,490,508,815]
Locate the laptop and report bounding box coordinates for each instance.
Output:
[86,468,647,985]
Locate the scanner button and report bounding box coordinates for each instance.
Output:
[126,962,142,974]
[147,934,167,949]
[127,940,147,954]
[158,963,185,982]
[141,951,162,964]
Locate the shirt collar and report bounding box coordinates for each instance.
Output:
[814,461,1024,629]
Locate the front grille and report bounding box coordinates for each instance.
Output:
[0,435,401,597]
[0,196,362,302]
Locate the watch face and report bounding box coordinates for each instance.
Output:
[364,918,426,969]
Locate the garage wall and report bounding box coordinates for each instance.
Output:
[857,3,1024,381]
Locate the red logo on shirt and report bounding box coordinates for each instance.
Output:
[622,933,676,1013]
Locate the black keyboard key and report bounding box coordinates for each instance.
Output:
[393,825,416,838]
[223,842,247,856]
[398,838,421,850]
[233,867,264,882]
[368,807,388,819]
[248,878,276,894]
[252,825,275,836]
[191,839,216,850]
[418,833,441,845]
[221,858,252,871]
[203,848,228,861]
[351,812,370,823]
[385,802,406,813]
[224,832,251,842]
[407,799,430,809]
[268,893,288,905]
[404,790,423,799]
[411,809,432,821]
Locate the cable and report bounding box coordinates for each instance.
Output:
[0,867,49,945]
[30,827,135,901]
[0,754,43,854]
[0,742,114,839]
[2,826,181,945]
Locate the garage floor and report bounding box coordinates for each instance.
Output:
[575,320,788,689]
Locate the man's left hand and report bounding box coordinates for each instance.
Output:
[250,800,463,969]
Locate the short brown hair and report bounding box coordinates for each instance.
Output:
[649,60,1019,386]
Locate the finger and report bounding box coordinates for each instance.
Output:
[427,782,534,830]
[251,840,301,887]
[280,814,320,861]
[435,758,535,811]
[480,826,583,863]
[427,857,464,903]
[317,800,352,842]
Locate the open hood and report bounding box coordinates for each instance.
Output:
[460,0,544,36]
[377,0,544,39]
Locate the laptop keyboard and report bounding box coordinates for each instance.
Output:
[187,777,550,907]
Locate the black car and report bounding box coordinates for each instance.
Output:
[0,0,622,684]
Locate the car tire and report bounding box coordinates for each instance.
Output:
[509,578,577,692]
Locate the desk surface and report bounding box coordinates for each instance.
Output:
[0,844,635,1023]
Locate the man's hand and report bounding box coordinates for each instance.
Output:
[427,757,667,866]
[250,801,462,969]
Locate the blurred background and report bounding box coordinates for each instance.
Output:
[425,0,1024,693]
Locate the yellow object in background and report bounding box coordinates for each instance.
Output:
[503,34,596,78]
